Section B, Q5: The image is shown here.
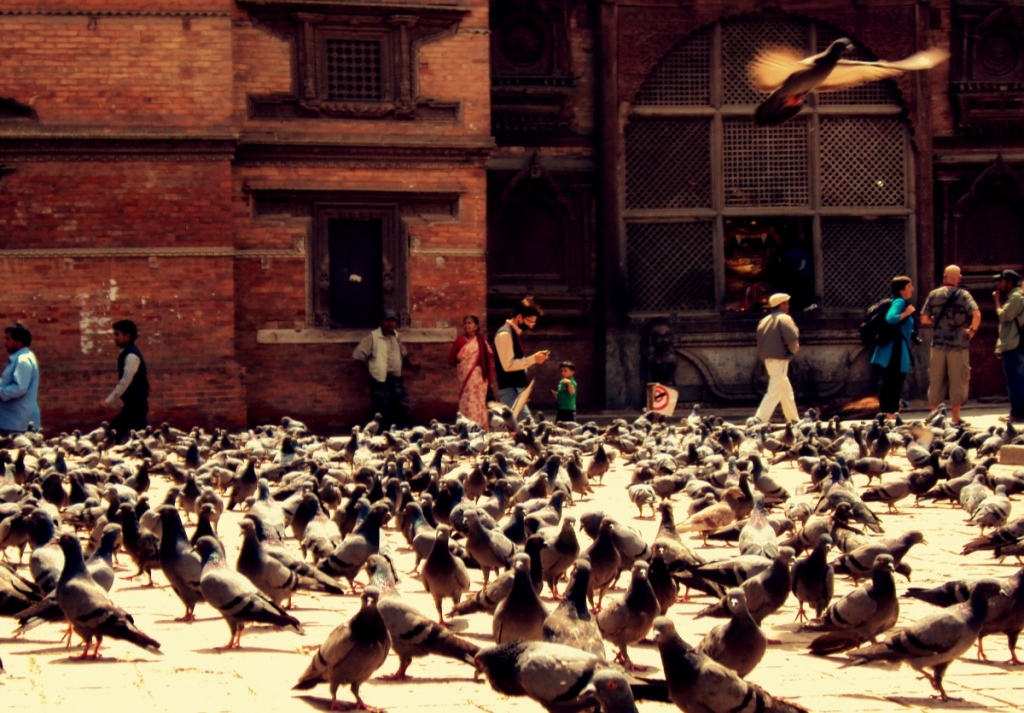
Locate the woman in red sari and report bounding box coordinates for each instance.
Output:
[448,315,495,430]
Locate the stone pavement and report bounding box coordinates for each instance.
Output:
[1,405,1022,712]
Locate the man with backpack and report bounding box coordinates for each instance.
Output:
[921,264,981,426]
[993,269,1024,423]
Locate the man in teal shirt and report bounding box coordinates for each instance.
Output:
[0,323,40,434]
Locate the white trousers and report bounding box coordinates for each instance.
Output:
[755,358,799,423]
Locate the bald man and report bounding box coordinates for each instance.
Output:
[920,265,981,426]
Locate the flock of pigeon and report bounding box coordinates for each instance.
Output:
[1,405,1023,713]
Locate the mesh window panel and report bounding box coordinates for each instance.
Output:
[815,30,903,105]
[821,117,906,207]
[625,118,712,209]
[633,29,712,106]
[326,39,383,101]
[723,19,808,105]
[821,217,907,308]
[626,222,715,311]
[723,117,809,206]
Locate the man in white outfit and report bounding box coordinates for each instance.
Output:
[755,293,800,423]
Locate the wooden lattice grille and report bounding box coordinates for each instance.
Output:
[633,29,712,106]
[624,16,913,313]
[627,222,715,311]
[820,117,906,207]
[326,39,383,101]
[625,119,712,209]
[723,118,810,207]
[822,217,908,308]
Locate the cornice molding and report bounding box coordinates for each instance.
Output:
[257,327,456,344]
[0,247,303,259]
[0,9,230,17]
[236,137,493,166]
[0,134,238,161]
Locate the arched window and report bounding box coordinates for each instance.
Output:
[624,16,914,315]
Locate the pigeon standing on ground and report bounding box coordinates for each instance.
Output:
[421,524,471,625]
[806,553,899,656]
[749,38,949,126]
[493,552,549,644]
[194,536,303,649]
[653,617,810,713]
[791,534,834,622]
[848,579,1002,701]
[696,588,767,678]
[293,586,392,711]
[157,506,205,621]
[543,558,605,658]
[364,554,479,679]
[596,561,660,669]
[54,533,161,659]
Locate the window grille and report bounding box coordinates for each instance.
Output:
[625,118,712,209]
[626,222,715,311]
[821,217,907,308]
[623,16,913,313]
[633,29,712,106]
[722,19,807,105]
[723,118,810,207]
[820,117,906,207]
[326,39,384,102]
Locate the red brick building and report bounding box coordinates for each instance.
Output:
[1,1,1022,431]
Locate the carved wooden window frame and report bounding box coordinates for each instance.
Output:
[241,1,467,121]
[311,203,404,329]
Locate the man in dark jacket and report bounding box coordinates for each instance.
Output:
[494,296,550,420]
[98,319,149,441]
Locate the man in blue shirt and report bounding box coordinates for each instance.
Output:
[0,323,40,434]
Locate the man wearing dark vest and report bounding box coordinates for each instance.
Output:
[493,296,550,421]
[98,319,149,442]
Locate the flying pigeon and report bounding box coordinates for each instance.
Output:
[749,38,949,126]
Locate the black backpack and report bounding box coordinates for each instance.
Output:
[860,298,899,346]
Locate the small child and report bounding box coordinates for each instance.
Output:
[555,361,577,423]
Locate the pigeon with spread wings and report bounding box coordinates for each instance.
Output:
[750,38,949,126]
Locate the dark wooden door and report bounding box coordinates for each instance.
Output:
[328,218,383,328]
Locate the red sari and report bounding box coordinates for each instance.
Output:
[449,333,494,430]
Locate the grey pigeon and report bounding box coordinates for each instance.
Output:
[55,533,161,659]
[364,554,478,679]
[236,518,343,608]
[536,516,580,598]
[833,530,924,582]
[118,503,160,587]
[969,485,1011,534]
[493,552,548,644]
[448,536,543,617]
[653,617,809,713]
[293,585,392,710]
[750,38,948,126]
[474,639,611,713]
[157,506,205,621]
[737,495,779,558]
[316,502,388,588]
[596,561,660,669]
[583,518,621,609]
[696,588,767,678]
[696,547,794,625]
[790,534,834,622]
[848,579,1002,701]
[543,558,605,658]
[194,535,303,648]
[806,553,899,656]
[464,508,515,586]
[421,524,470,624]
[581,669,640,713]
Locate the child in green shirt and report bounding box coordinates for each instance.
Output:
[556,361,577,423]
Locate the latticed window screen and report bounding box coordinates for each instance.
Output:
[820,117,906,207]
[627,222,715,311]
[822,217,907,308]
[326,39,383,101]
[633,28,712,106]
[722,19,806,105]
[624,16,912,312]
[625,119,711,208]
[723,118,809,207]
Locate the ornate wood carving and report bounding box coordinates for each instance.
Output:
[952,156,1024,270]
[240,0,467,121]
[951,1,1024,134]
[490,0,576,143]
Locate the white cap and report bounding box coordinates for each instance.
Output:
[768,293,791,308]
